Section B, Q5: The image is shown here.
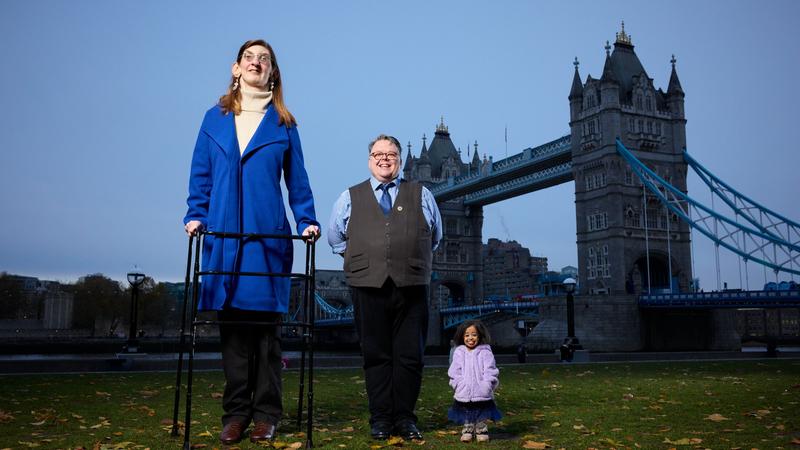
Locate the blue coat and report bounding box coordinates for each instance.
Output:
[184,104,318,312]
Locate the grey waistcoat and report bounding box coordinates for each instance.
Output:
[343,180,433,288]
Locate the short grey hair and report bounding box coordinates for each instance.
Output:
[368,134,402,155]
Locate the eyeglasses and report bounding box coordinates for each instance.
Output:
[369,152,399,161]
[242,52,271,65]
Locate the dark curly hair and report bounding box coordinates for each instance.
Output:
[453,319,491,347]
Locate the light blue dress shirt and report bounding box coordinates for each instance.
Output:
[327,176,443,255]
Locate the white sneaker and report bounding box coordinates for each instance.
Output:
[460,423,474,442]
[475,421,489,442]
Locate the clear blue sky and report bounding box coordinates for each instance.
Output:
[1,1,798,291]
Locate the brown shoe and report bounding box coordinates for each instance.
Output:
[220,421,246,445]
[250,421,276,442]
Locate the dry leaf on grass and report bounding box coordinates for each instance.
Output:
[522,441,551,449]
[387,436,404,445]
[662,437,702,445]
[705,413,729,422]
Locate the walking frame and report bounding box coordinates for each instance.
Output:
[170,230,317,449]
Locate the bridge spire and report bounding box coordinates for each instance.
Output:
[615,20,632,46]
[668,54,684,95]
[436,116,449,135]
[569,57,584,100]
[403,141,414,173]
[601,48,618,84]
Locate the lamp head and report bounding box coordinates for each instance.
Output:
[563,277,577,294]
[127,267,146,287]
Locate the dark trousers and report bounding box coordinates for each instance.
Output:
[218,309,283,426]
[351,279,429,427]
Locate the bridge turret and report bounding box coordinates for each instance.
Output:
[666,55,687,155]
[403,141,414,179]
[470,141,481,171]
[600,42,620,109]
[667,55,686,118]
[569,57,584,121]
[416,135,432,182]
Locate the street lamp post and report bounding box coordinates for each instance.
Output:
[560,277,583,361]
[125,269,146,353]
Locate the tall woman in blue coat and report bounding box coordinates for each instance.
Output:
[184,39,319,445]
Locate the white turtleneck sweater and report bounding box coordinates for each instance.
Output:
[235,87,273,155]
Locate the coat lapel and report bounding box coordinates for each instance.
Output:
[242,105,287,160]
[202,107,237,157]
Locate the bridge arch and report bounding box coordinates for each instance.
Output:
[433,279,467,307]
[628,250,688,294]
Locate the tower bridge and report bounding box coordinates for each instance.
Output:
[308,24,800,351]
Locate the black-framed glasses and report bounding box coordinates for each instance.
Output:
[242,52,271,64]
[369,152,399,161]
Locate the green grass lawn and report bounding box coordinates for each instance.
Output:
[0,359,798,449]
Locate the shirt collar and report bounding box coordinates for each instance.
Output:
[370,175,403,190]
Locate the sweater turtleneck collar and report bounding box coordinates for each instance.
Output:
[239,86,273,113]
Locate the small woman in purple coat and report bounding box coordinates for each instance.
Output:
[184,39,319,445]
[447,320,502,443]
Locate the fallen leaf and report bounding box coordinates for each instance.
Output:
[386,436,404,445]
[598,438,623,447]
[522,441,550,449]
[705,413,729,422]
[663,437,702,445]
[210,392,223,399]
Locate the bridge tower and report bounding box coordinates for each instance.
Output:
[569,24,692,297]
[404,118,486,313]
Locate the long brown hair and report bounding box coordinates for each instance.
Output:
[218,39,296,126]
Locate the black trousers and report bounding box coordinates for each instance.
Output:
[351,279,429,427]
[218,309,283,426]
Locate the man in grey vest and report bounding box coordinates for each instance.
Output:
[328,134,442,441]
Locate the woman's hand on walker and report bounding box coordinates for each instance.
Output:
[185,220,205,236]
[302,225,321,241]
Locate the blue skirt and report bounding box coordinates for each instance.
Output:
[447,399,502,424]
